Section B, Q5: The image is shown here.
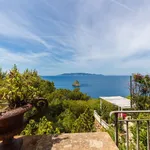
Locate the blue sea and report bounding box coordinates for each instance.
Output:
[42,75,130,98]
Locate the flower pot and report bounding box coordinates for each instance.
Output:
[0,104,32,149]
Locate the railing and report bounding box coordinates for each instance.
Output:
[94,110,109,130]
[110,110,150,150]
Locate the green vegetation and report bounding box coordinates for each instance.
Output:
[47,88,90,102]
[131,73,150,110]
[111,74,150,150]
[22,98,99,135]
[35,99,100,134]
[119,74,150,150]
[130,114,150,150]
[0,65,54,108]
[21,116,60,135]
[1,65,149,150]
[0,65,119,136]
[72,107,94,133]
[100,99,118,123]
[0,65,98,135]
[130,74,150,149]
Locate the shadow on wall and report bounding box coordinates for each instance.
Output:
[0,135,69,150]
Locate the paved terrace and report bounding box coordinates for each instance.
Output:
[0,132,118,150]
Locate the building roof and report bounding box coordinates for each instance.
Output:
[100,96,131,108]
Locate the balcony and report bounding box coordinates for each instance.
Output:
[110,110,150,150]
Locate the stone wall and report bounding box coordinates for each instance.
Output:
[0,132,118,150]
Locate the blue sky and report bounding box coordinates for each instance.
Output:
[0,0,150,75]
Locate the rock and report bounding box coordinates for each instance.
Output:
[72,80,80,87]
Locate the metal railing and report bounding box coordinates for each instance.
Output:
[110,110,150,150]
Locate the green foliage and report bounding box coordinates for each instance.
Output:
[130,113,150,150]
[126,95,131,99]
[38,79,55,98]
[131,73,150,110]
[57,109,76,132]
[62,99,100,118]
[49,99,65,119]
[0,65,55,108]
[71,107,94,133]
[0,65,98,136]
[43,99,99,133]
[0,65,38,108]
[47,89,70,102]
[23,100,98,134]
[23,95,95,135]
[0,68,6,100]
[47,88,90,102]
[107,127,115,142]
[87,99,100,113]
[0,68,6,80]
[132,95,150,110]
[62,100,88,118]
[68,88,90,100]
[127,74,150,149]
[100,99,118,123]
[21,116,60,135]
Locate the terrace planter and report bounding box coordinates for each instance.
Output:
[0,103,32,147]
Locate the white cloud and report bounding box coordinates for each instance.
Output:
[0,47,49,64]
[0,0,150,75]
[0,12,52,49]
[68,0,150,72]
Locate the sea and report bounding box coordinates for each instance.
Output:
[41,75,130,98]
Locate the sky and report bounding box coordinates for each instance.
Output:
[0,0,150,75]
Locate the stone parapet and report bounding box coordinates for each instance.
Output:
[0,132,118,150]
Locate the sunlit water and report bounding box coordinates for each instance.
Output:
[42,75,130,98]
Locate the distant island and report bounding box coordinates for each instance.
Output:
[59,73,104,76]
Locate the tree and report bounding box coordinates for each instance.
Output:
[47,88,90,102]
[71,107,94,133]
[39,80,55,97]
[21,116,60,135]
[0,68,6,100]
[57,109,76,132]
[100,100,118,123]
[131,74,150,110]
[0,68,6,80]
[0,65,54,108]
[0,65,41,108]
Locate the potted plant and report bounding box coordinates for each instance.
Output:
[0,65,48,148]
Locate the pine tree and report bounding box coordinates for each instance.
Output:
[72,107,94,133]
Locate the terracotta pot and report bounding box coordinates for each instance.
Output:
[0,104,32,144]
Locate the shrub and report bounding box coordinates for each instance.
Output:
[71,107,94,133]
[0,65,55,108]
[21,116,60,135]
[47,88,90,102]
